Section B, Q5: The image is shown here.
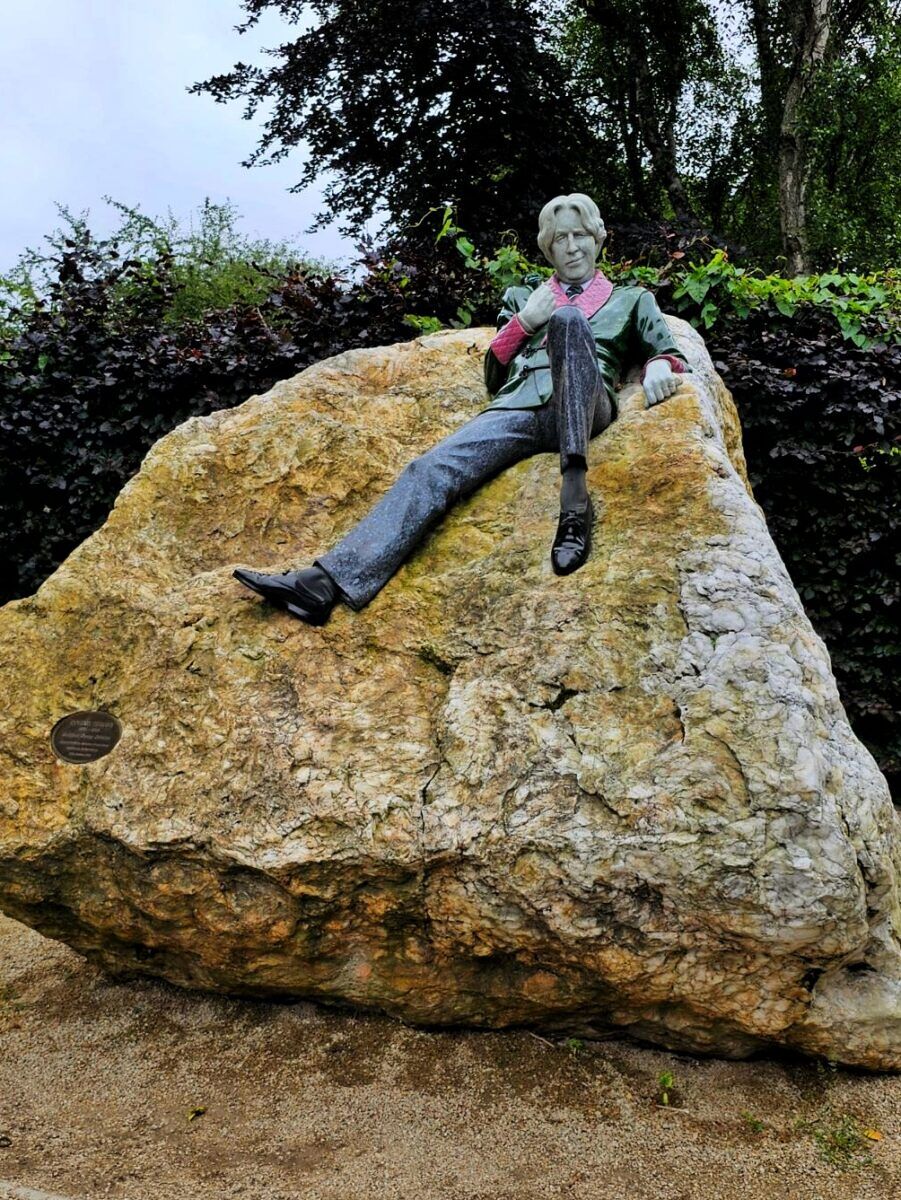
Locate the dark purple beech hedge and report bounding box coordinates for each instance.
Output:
[1,229,898,799]
[705,310,899,803]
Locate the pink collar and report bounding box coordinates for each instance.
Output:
[549,269,614,319]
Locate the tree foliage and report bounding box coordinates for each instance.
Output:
[735,0,901,273]
[801,16,901,267]
[564,0,901,271]
[191,0,596,247]
[0,197,326,328]
[192,0,901,272]
[560,0,729,221]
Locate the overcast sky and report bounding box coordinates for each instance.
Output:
[1,0,359,274]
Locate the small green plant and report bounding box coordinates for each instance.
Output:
[792,1059,876,1170]
[403,313,444,335]
[562,1036,585,1056]
[795,1110,873,1170]
[857,443,901,472]
[605,248,901,346]
[656,1069,676,1106]
[433,203,546,323]
[741,1111,766,1133]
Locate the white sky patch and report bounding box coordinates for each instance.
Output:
[0,0,367,273]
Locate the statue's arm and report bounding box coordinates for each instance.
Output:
[484,286,532,396]
[630,288,690,406]
[631,289,689,376]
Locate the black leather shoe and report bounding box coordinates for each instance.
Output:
[551,496,595,576]
[232,564,339,625]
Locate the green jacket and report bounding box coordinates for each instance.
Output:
[482,278,689,416]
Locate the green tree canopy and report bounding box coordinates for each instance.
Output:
[193,0,901,271]
[191,0,598,248]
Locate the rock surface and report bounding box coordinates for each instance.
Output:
[1,322,899,1068]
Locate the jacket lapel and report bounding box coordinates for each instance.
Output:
[540,270,615,344]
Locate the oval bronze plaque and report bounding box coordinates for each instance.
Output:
[50,710,122,764]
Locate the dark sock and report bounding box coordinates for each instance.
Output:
[311,562,341,603]
[560,457,588,511]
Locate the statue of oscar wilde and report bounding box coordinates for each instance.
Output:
[234,193,689,624]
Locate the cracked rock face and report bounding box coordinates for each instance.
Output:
[1,324,899,1068]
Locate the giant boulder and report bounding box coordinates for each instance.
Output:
[1,322,899,1068]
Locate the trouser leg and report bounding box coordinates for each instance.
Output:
[545,306,612,471]
[314,407,542,609]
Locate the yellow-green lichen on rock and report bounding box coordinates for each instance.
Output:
[0,320,899,1069]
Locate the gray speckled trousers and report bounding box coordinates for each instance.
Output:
[315,306,613,610]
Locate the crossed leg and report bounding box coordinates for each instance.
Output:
[542,305,612,508]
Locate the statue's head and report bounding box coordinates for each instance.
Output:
[537,194,606,284]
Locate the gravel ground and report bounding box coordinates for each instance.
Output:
[1,912,898,1200]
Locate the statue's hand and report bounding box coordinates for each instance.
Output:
[642,359,680,407]
[517,283,557,334]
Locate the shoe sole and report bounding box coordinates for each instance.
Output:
[284,600,330,626]
[553,556,590,576]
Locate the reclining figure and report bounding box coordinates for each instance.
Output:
[234,193,689,625]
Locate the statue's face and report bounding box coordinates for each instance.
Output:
[547,207,600,284]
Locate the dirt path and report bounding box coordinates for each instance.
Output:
[1,912,898,1200]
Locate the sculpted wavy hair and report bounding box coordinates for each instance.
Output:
[537,194,607,263]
